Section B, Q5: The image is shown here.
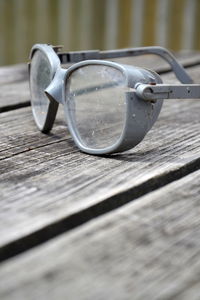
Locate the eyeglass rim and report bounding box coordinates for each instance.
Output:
[29,44,163,155]
[63,60,131,155]
[60,60,162,155]
[30,45,131,154]
[29,44,60,132]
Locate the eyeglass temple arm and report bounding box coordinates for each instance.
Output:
[57,46,193,84]
[135,83,200,101]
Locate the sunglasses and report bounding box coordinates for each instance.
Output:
[28,44,197,155]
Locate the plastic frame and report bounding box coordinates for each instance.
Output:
[29,44,194,155]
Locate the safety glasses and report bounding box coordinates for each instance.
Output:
[29,44,196,155]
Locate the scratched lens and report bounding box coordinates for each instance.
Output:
[66,65,127,149]
[30,50,53,129]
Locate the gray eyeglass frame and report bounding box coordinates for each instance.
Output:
[29,44,195,155]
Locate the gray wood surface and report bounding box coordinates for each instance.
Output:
[0,64,29,112]
[1,63,200,257]
[1,169,200,299]
[1,52,200,299]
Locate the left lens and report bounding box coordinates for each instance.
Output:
[30,50,53,130]
[65,64,127,150]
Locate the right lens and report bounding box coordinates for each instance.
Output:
[30,50,53,130]
[66,64,127,150]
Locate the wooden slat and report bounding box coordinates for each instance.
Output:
[131,0,144,46]
[142,0,157,46]
[1,62,200,260]
[0,64,28,85]
[1,169,200,299]
[155,0,170,47]
[168,0,185,51]
[118,0,132,48]
[0,64,29,112]
[194,0,200,50]
[181,0,197,49]
[105,0,119,49]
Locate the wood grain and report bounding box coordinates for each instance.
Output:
[0,64,29,112]
[1,169,200,299]
[0,62,200,261]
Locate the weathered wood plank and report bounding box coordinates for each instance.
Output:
[0,64,29,112]
[1,169,200,299]
[0,63,200,260]
[0,52,200,111]
[0,64,30,112]
[0,64,28,85]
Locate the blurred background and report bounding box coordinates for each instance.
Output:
[0,0,200,66]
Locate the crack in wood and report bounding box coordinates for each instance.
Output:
[1,156,200,263]
[0,101,30,113]
[0,138,70,161]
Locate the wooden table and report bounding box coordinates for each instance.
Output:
[1,52,200,299]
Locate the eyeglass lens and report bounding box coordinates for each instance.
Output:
[66,65,127,150]
[30,50,53,128]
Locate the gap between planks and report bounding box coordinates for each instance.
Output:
[1,169,200,299]
[1,153,200,263]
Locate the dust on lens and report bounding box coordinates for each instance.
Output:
[66,65,127,149]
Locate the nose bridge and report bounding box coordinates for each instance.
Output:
[45,68,67,104]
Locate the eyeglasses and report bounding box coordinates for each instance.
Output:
[29,44,198,155]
